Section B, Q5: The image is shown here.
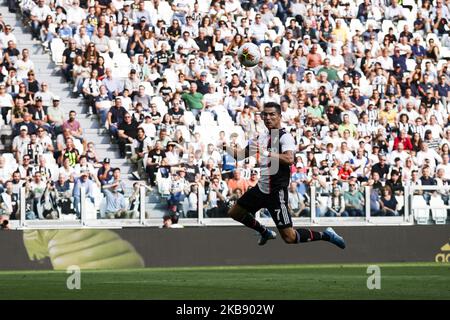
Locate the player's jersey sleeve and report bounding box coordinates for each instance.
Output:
[280,133,296,153]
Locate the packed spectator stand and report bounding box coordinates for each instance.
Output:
[0,0,449,227]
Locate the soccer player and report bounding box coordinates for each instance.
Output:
[226,102,345,248]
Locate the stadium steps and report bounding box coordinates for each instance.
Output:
[0,4,161,206]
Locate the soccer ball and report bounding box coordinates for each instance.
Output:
[237,43,261,67]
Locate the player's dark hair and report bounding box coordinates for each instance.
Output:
[263,102,281,115]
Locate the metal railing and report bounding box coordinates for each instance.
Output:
[6,185,449,230]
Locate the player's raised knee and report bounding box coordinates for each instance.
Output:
[227,204,239,219]
[228,204,245,220]
[280,229,297,244]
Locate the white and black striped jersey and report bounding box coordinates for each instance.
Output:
[249,128,296,194]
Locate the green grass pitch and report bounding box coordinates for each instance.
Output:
[0,263,448,299]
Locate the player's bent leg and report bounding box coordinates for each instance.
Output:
[279,228,298,244]
[227,203,247,221]
[228,204,269,239]
[288,227,346,249]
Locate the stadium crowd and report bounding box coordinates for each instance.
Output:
[0,0,450,223]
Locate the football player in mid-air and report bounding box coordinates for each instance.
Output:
[226,102,346,248]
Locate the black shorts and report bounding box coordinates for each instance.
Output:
[237,185,293,229]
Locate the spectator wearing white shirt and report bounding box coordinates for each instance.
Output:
[0,25,16,48]
[270,51,287,75]
[73,26,91,52]
[34,82,54,108]
[385,0,405,22]
[376,48,393,72]
[249,14,269,45]
[14,48,34,81]
[66,1,85,31]
[335,142,354,165]
[175,31,200,56]
[327,46,345,70]
[389,142,410,165]
[30,0,53,40]
[300,71,318,95]
[224,88,245,121]
[416,143,442,171]
[350,148,370,179]
[424,115,443,139]
[437,154,450,180]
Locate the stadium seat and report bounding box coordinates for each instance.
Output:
[406,59,416,72]
[260,43,271,56]
[176,125,191,142]
[350,19,364,33]
[50,38,65,65]
[216,111,234,127]
[266,30,278,42]
[412,195,430,224]
[114,53,132,68]
[182,197,189,218]
[382,20,396,35]
[41,153,56,165]
[199,112,217,126]
[396,21,413,35]
[183,111,195,127]
[157,2,174,24]
[109,39,121,54]
[100,52,114,69]
[98,197,107,219]
[157,177,172,196]
[195,125,219,144]
[441,47,450,59]
[2,153,15,167]
[48,164,59,180]
[266,70,283,83]
[395,195,405,212]
[316,196,329,217]
[139,81,154,96]
[430,194,448,224]
[365,19,379,31]
[437,59,448,71]
[152,96,167,115]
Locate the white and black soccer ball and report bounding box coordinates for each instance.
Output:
[237,43,261,68]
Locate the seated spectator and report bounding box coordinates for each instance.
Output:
[167,168,189,213]
[376,186,399,216]
[73,170,96,218]
[227,169,249,195]
[182,82,203,119]
[185,183,200,218]
[326,187,349,217]
[95,85,113,125]
[343,182,364,216]
[103,183,130,219]
[107,97,128,138]
[117,112,139,158]
[146,140,166,187]
[58,137,80,167]
[28,97,50,132]
[0,83,14,124]
[0,181,20,219]
[46,96,65,135]
[288,181,306,217]
[82,69,102,116]
[205,175,228,218]
[133,85,152,110]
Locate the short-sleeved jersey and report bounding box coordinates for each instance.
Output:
[251,128,296,194]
